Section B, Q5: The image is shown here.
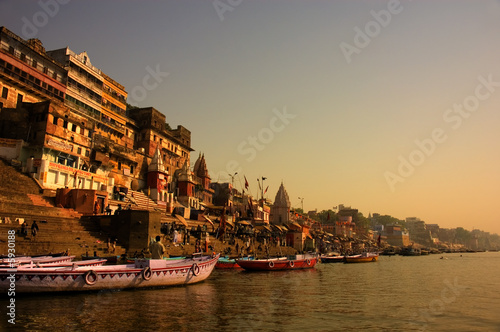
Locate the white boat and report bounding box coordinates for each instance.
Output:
[0,256,75,267]
[0,259,107,270]
[0,254,219,293]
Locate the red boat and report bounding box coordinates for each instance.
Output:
[235,254,318,271]
[215,257,242,269]
[215,256,256,269]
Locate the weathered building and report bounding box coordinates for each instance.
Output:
[0,27,198,212]
[0,26,66,108]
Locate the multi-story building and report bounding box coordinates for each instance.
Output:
[47,47,103,121]
[128,107,191,176]
[384,224,410,247]
[406,217,433,245]
[0,27,199,212]
[0,27,66,109]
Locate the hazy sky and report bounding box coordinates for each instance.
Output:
[2,0,500,234]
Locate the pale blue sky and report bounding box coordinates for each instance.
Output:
[2,0,500,234]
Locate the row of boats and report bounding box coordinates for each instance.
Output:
[215,252,379,269]
[0,251,379,294]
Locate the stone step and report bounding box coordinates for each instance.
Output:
[0,158,41,194]
[27,193,55,207]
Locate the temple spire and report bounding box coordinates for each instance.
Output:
[148,147,165,173]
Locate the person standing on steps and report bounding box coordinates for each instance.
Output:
[31,220,39,241]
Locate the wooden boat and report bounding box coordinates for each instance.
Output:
[400,247,421,256]
[126,256,187,264]
[215,256,253,269]
[236,254,318,271]
[319,255,345,263]
[344,252,379,263]
[216,256,242,269]
[381,248,397,256]
[0,255,75,268]
[81,255,120,264]
[0,259,107,272]
[0,254,219,293]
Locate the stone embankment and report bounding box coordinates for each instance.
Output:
[0,158,297,259]
[0,158,125,257]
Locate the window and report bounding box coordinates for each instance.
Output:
[1,87,8,99]
[17,93,23,105]
[77,147,82,154]
[71,124,77,132]
[85,150,89,157]
[63,120,68,129]
[130,165,134,174]
[8,46,14,55]
[118,161,122,170]
[52,116,58,125]
[43,67,48,74]
[20,53,26,62]
[32,60,37,68]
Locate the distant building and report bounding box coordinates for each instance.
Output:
[384,224,410,247]
[406,217,433,245]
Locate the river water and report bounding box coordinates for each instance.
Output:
[2,251,500,331]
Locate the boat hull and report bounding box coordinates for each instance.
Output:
[215,261,241,269]
[236,256,318,271]
[344,254,379,263]
[320,256,345,263]
[0,254,219,293]
[215,256,254,269]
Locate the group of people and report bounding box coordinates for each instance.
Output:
[107,237,117,253]
[19,220,39,240]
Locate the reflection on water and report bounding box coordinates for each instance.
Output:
[2,252,500,331]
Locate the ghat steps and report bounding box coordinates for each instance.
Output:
[0,159,125,257]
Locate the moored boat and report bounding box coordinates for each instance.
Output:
[236,254,318,271]
[216,256,242,269]
[215,256,254,269]
[400,246,421,256]
[0,255,75,268]
[81,255,120,264]
[319,255,345,263]
[344,252,379,263]
[0,254,219,293]
[0,259,107,272]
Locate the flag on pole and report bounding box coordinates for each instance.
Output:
[244,176,249,190]
[264,186,268,194]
